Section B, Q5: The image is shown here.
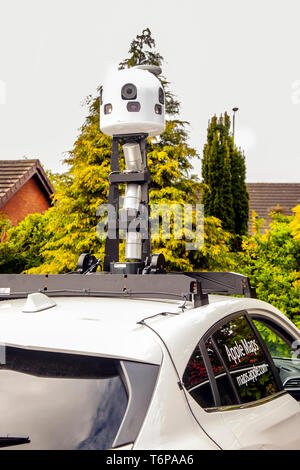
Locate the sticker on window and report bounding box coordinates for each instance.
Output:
[213,315,279,404]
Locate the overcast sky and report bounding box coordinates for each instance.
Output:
[0,0,299,181]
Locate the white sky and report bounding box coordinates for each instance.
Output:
[0,0,299,182]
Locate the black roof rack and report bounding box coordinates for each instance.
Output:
[0,272,256,308]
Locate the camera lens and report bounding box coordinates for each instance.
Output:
[159,87,164,105]
[127,101,141,112]
[155,104,162,115]
[104,103,113,114]
[122,83,137,100]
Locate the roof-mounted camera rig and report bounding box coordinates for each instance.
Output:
[99,64,167,275]
[0,65,257,308]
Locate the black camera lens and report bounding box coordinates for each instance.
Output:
[155,104,162,115]
[122,83,137,100]
[104,103,113,114]
[159,87,164,105]
[127,101,141,112]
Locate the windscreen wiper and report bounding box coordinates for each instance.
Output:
[0,435,30,447]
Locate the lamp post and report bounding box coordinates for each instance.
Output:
[232,107,239,143]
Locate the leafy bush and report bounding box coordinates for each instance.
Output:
[238,212,300,326]
[0,213,50,273]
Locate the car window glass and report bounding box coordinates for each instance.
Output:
[182,344,214,408]
[205,338,237,407]
[213,315,279,404]
[253,319,300,401]
[0,347,128,450]
[205,338,224,375]
[253,320,292,358]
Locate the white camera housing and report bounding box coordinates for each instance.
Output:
[100,67,165,137]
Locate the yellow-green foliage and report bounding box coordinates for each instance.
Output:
[0,213,50,273]
[0,213,11,240]
[291,205,300,241]
[238,212,300,324]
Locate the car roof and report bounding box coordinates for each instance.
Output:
[0,296,186,365]
[0,294,297,370]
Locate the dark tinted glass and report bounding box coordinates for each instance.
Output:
[183,344,208,388]
[183,344,214,408]
[121,83,137,100]
[190,382,214,409]
[205,338,236,406]
[104,103,112,114]
[213,315,279,404]
[0,348,128,450]
[155,104,162,115]
[127,101,141,112]
[205,338,224,376]
[159,87,164,104]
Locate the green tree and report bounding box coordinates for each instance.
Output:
[0,213,50,273]
[201,113,249,238]
[238,212,300,326]
[231,146,249,237]
[119,28,180,116]
[0,213,10,242]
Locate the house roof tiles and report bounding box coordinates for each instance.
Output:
[0,159,54,209]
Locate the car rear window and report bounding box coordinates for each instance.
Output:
[0,347,129,449]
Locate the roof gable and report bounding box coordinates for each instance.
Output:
[0,159,54,209]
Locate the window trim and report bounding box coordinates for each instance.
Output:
[203,390,287,413]
[249,314,295,347]
[199,338,221,407]
[113,360,159,448]
[202,310,250,342]
[245,313,284,392]
[210,335,241,405]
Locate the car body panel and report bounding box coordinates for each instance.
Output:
[133,343,220,450]
[185,389,300,449]
[214,392,300,449]
[144,296,300,449]
[0,293,300,449]
[0,297,169,364]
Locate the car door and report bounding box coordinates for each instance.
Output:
[182,311,300,449]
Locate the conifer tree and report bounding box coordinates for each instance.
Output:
[201,112,249,237]
[231,146,249,237]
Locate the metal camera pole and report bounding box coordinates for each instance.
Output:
[103,133,151,273]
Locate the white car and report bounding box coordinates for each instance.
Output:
[0,272,300,450]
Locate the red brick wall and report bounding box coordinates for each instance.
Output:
[1,177,51,226]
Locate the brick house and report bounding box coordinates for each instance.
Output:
[247,183,300,232]
[0,159,54,227]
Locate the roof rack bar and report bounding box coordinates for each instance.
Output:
[0,272,256,307]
